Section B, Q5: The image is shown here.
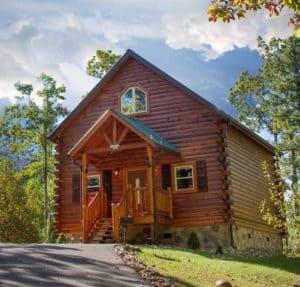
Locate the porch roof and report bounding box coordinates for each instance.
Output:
[68,108,178,158]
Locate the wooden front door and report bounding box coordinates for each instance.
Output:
[127,169,147,214]
[103,170,112,217]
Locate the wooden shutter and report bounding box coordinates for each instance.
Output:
[196,160,208,192]
[72,173,81,204]
[161,164,172,190]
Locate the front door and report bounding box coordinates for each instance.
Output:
[127,169,147,214]
[103,170,112,217]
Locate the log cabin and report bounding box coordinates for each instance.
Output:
[49,49,283,252]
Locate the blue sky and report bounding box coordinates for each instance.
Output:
[0,0,292,117]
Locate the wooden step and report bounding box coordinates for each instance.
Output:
[87,218,114,243]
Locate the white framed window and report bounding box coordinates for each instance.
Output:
[87,175,100,190]
[120,86,147,115]
[174,165,194,191]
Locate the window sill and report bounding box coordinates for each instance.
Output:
[173,188,198,194]
[122,111,149,117]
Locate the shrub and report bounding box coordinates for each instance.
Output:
[187,232,200,249]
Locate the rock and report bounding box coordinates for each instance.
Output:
[114,244,176,287]
[215,279,232,287]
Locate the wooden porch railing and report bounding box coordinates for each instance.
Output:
[112,190,128,242]
[112,186,174,242]
[156,187,173,219]
[87,192,101,236]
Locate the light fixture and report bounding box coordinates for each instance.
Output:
[114,168,120,176]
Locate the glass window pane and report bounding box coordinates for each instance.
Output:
[121,89,134,114]
[176,167,192,178]
[177,178,193,189]
[88,176,100,188]
[135,87,146,112]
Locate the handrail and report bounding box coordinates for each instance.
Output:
[112,190,128,242]
[87,191,101,236]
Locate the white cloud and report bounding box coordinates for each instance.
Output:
[164,8,292,60]
[0,0,293,113]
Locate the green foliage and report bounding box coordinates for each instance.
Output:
[0,156,39,242]
[55,233,67,244]
[187,232,200,249]
[207,1,300,36]
[260,160,287,233]
[229,36,300,223]
[0,73,68,243]
[86,49,121,78]
[39,215,54,243]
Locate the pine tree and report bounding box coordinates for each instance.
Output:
[229,36,300,221]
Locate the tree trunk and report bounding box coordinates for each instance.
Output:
[291,148,299,219]
[43,136,48,225]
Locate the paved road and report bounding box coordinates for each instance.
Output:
[0,244,149,287]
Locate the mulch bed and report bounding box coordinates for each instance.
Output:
[114,244,177,287]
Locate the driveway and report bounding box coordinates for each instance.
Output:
[0,244,149,287]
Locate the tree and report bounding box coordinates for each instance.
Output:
[260,160,300,256]
[229,36,299,219]
[0,156,40,242]
[86,49,121,78]
[207,0,300,36]
[0,73,68,228]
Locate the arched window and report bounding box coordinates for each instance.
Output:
[120,87,147,115]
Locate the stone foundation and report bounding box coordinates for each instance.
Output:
[125,224,152,244]
[232,225,282,253]
[156,224,283,254]
[157,225,231,251]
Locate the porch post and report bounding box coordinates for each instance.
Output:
[81,153,88,242]
[147,145,156,242]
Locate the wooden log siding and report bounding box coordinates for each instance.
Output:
[196,160,208,193]
[227,126,278,233]
[54,57,228,233]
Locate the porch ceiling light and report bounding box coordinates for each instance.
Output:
[109,144,120,152]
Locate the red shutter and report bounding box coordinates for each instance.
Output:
[72,173,81,204]
[161,164,172,190]
[196,160,208,192]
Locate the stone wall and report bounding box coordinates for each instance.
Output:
[125,224,152,244]
[156,224,283,254]
[157,225,231,251]
[232,225,282,252]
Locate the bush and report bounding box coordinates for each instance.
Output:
[55,233,67,244]
[187,232,200,249]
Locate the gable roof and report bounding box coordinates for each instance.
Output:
[49,49,274,153]
[68,108,178,158]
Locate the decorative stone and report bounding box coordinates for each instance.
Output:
[215,279,232,287]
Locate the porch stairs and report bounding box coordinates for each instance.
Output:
[88,218,114,244]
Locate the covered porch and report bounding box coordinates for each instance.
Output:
[68,109,178,242]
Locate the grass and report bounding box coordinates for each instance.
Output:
[137,245,300,287]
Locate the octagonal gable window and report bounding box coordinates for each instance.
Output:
[120,87,147,115]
